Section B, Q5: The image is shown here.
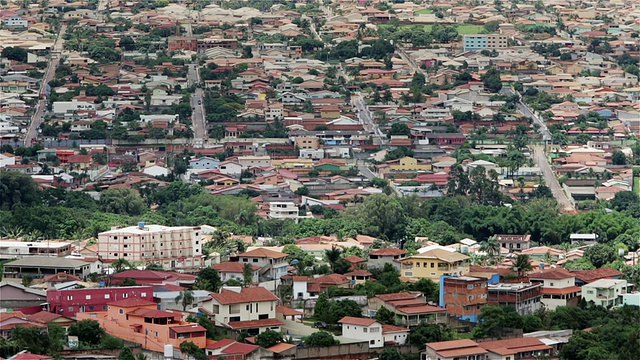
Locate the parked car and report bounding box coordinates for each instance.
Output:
[313,321,327,328]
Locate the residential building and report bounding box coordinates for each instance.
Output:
[368,247,407,270]
[382,324,410,346]
[47,286,154,317]
[463,34,508,51]
[189,156,221,170]
[440,276,488,322]
[200,287,283,336]
[97,224,203,270]
[478,337,553,360]
[495,234,531,252]
[528,268,581,310]
[268,202,305,223]
[3,258,92,279]
[154,290,211,311]
[571,267,623,287]
[581,278,630,307]
[4,16,28,30]
[51,100,96,114]
[344,270,372,286]
[211,262,260,284]
[230,248,288,281]
[110,270,196,287]
[338,317,384,348]
[77,298,206,353]
[487,282,543,315]
[0,240,73,260]
[424,339,488,360]
[0,281,47,309]
[400,249,470,283]
[168,36,197,52]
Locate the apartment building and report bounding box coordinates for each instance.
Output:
[97,224,203,270]
[528,268,581,310]
[400,249,470,283]
[487,282,543,315]
[462,34,508,51]
[200,287,283,335]
[440,276,488,322]
[495,234,531,253]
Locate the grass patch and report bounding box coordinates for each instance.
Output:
[634,174,640,196]
[456,24,485,34]
[415,9,433,15]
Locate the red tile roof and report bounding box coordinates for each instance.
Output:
[375,292,419,302]
[528,268,574,280]
[369,247,407,256]
[222,342,260,355]
[381,324,409,334]
[212,262,260,273]
[395,305,445,315]
[478,337,551,356]
[27,312,63,324]
[268,342,297,353]
[170,324,207,333]
[108,298,156,308]
[343,255,365,263]
[205,338,235,350]
[338,316,377,326]
[10,354,53,360]
[227,318,284,329]
[571,268,623,283]
[345,270,372,277]
[211,287,278,305]
[236,248,288,259]
[541,286,581,295]
[276,305,303,317]
[308,273,350,285]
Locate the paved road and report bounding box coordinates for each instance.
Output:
[24,24,67,146]
[502,87,551,140]
[351,94,385,145]
[187,63,207,147]
[533,145,575,212]
[358,165,376,180]
[396,46,427,78]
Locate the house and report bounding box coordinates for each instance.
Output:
[368,247,407,270]
[581,278,630,308]
[344,270,372,286]
[495,234,531,252]
[189,157,221,170]
[571,267,623,287]
[211,262,260,284]
[399,249,470,283]
[478,337,553,359]
[284,274,351,300]
[154,290,211,311]
[528,268,581,310]
[47,286,154,317]
[76,298,206,353]
[200,287,283,336]
[230,248,288,281]
[27,311,76,332]
[386,156,432,171]
[424,339,489,360]
[338,317,384,348]
[0,240,72,260]
[440,276,488,322]
[0,312,35,338]
[487,282,543,315]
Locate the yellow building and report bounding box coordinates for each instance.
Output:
[400,249,470,283]
[271,158,314,169]
[388,156,432,171]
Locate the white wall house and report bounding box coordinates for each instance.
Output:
[52,100,96,114]
[582,279,630,308]
[338,317,384,348]
[528,269,581,311]
[231,248,289,281]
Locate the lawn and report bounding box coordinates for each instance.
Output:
[456,24,485,34]
[634,173,640,196]
[415,9,433,15]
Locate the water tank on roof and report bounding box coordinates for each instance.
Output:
[138,222,145,229]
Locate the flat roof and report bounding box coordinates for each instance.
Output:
[5,257,89,269]
[100,225,197,235]
[0,240,72,249]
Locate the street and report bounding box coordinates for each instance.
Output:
[501,87,551,140]
[351,93,385,145]
[187,64,207,147]
[532,145,575,213]
[396,46,427,78]
[24,24,67,146]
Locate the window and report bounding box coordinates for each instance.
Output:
[141,293,147,297]
[67,296,73,300]
[468,296,474,301]
[123,293,129,298]
[431,263,435,268]
[416,262,420,268]
[370,327,379,333]
[550,283,554,286]
[423,262,428,267]
[253,259,258,263]
[68,307,74,312]
[86,295,91,300]
[113,253,118,257]
[119,309,124,314]
[105,294,110,299]
[363,328,368,333]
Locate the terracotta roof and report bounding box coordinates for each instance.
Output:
[369,247,407,256]
[478,337,551,356]
[428,339,485,352]
[108,298,156,307]
[344,270,372,277]
[237,248,288,259]
[222,342,260,355]
[375,292,418,302]
[9,354,53,360]
[0,311,27,322]
[212,262,260,273]
[528,268,574,280]
[210,288,278,305]
[268,343,297,353]
[276,305,303,317]
[170,324,207,333]
[27,311,63,324]
[571,268,623,283]
[381,324,409,334]
[338,316,377,326]
[343,255,365,263]
[227,318,284,329]
[308,273,349,285]
[42,272,82,283]
[205,338,235,350]
[395,305,445,315]
[541,286,581,295]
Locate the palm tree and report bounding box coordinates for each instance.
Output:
[480,236,501,265]
[175,290,195,311]
[112,258,131,273]
[324,246,342,272]
[193,278,212,291]
[513,254,533,277]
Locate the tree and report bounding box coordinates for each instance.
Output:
[0,172,40,210]
[68,319,106,345]
[112,258,132,273]
[314,292,330,319]
[242,263,254,286]
[196,268,222,292]
[379,348,403,360]
[357,194,406,240]
[119,36,136,51]
[294,186,310,196]
[585,243,616,268]
[480,236,501,264]
[175,290,195,311]
[407,323,455,346]
[118,347,136,360]
[612,150,627,165]
[305,331,339,347]
[610,191,639,212]
[387,123,411,137]
[513,254,533,276]
[472,305,523,339]
[324,246,342,272]
[99,188,145,215]
[179,341,207,360]
[21,275,33,287]
[375,306,396,325]
[481,68,502,92]
[255,329,282,348]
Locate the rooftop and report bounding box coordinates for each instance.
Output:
[338,316,377,326]
[210,287,278,305]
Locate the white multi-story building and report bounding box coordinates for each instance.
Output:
[4,16,28,30]
[528,268,581,310]
[52,100,96,114]
[97,224,202,270]
[582,279,630,308]
[200,287,283,335]
[230,248,289,281]
[0,240,73,260]
[268,202,300,221]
